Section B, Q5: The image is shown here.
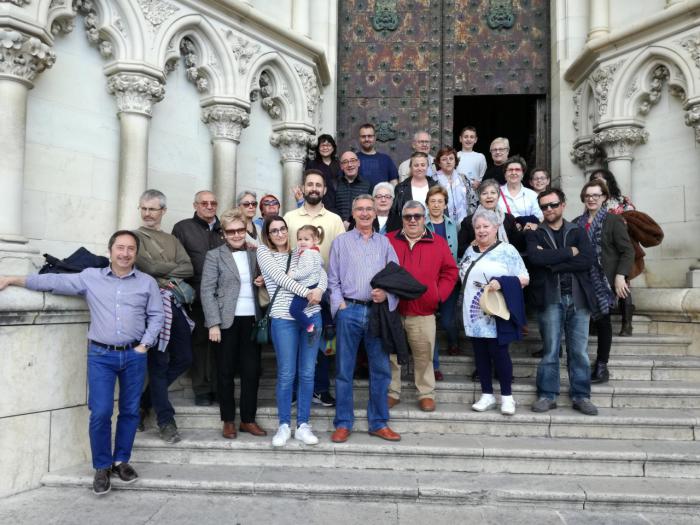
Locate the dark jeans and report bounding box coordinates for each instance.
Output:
[215,316,259,423]
[141,304,193,427]
[189,301,217,396]
[593,313,613,363]
[289,284,317,330]
[471,337,512,396]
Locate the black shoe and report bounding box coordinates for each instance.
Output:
[111,462,138,484]
[194,394,212,406]
[470,369,478,381]
[312,391,336,407]
[591,361,610,384]
[159,421,181,444]
[137,408,147,432]
[92,468,111,495]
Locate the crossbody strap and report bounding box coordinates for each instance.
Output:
[460,241,501,289]
[264,253,292,317]
[499,189,512,215]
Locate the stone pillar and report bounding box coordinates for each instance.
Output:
[270,126,316,212]
[292,0,311,37]
[0,29,56,274]
[107,73,165,230]
[592,125,648,199]
[201,104,250,210]
[685,103,700,144]
[587,0,610,41]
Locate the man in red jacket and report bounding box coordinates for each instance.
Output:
[387,200,458,411]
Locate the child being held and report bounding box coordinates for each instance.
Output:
[288,225,326,337]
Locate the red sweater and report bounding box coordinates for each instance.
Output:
[387,229,458,316]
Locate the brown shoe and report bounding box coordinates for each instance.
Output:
[222,421,237,439]
[448,345,460,356]
[387,396,400,408]
[331,427,351,443]
[434,369,444,381]
[369,426,401,441]
[239,422,267,436]
[419,398,436,412]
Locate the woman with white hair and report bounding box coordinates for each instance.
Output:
[372,182,395,235]
[460,209,529,415]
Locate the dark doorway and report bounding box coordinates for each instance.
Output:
[453,95,548,176]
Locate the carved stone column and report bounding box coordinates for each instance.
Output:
[201,104,250,210]
[685,103,700,144]
[592,125,648,199]
[292,0,311,37]
[270,126,316,212]
[107,73,165,230]
[587,0,610,41]
[0,29,55,273]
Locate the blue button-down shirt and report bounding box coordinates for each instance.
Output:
[26,266,165,347]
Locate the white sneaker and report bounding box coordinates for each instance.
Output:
[294,423,319,445]
[272,424,291,447]
[500,395,516,416]
[472,393,497,412]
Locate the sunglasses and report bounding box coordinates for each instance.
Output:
[262,199,279,206]
[224,228,246,236]
[539,201,562,211]
[402,213,424,222]
[240,201,258,207]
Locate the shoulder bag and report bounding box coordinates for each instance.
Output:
[251,253,292,345]
[456,241,501,308]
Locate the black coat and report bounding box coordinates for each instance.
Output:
[369,262,427,365]
[385,176,438,233]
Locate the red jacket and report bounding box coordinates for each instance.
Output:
[388,229,458,317]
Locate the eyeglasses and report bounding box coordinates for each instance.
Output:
[262,199,279,206]
[139,206,164,213]
[224,228,246,236]
[359,134,375,139]
[197,200,217,207]
[402,213,424,222]
[340,159,359,166]
[584,193,604,200]
[539,201,562,211]
[268,226,288,236]
[353,206,375,213]
[240,201,258,207]
[415,140,431,145]
[531,176,549,182]
[490,148,508,153]
[374,194,393,200]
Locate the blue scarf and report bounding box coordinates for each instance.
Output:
[576,208,615,317]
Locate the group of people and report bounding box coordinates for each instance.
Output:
[0,123,639,496]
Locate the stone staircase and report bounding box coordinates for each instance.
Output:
[42,315,700,513]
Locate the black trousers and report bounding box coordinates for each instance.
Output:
[593,314,613,363]
[215,316,260,423]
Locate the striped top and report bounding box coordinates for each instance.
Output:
[256,245,327,320]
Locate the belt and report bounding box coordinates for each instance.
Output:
[90,340,140,351]
[343,297,372,307]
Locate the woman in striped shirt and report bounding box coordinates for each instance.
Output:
[256,216,327,448]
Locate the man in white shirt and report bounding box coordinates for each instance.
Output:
[455,125,487,190]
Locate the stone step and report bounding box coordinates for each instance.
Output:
[129,430,700,479]
[165,401,700,441]
[41,463,700,514]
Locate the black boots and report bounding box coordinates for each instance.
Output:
[619,297,635,336]
[591,361,610,384]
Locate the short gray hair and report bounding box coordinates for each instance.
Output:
[140,189,167,209]
[478,179,501,196]
[413,130,430,141]
[402,200,426,214]
[236,190,257,205]
[372,182,394,199]
[352,194,375,209]
[472,208,500,227]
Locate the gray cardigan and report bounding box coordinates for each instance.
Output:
[200,245,260,329]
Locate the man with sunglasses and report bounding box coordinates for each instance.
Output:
[525,189,599,416]
[387,201,458,412]
[172,190,224,406]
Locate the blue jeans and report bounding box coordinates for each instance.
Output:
[433,285,460,369]
[87,343,147,469]
[271,313,322,426]
[536,294,591,401]
[334,303,391,432]
[141,304,193,427]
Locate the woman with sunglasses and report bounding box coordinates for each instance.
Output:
[574,180,634,383]
[237,191,262,247]
[256,216,326,447]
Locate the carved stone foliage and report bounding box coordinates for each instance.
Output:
[270,130,313,163]
[487,0,515,30]
[569,138,602,169]
[572,87,583,133]
[590,60,624,118]
[375,120,397,142]
[685,104,700,143]
[226,30,260,75]
[638,65,669,115]
[258,71,282,120]
[179,37,208,93]
[75,0,113,58]
[0,0,31,6]
[201,105,250,142]
[137,0,179,28]
[294,64,320,120]
[593,126,648,159]
[677,33,700,70]
[372,0,399,33]
[0,29,55,83]
[107,73,165,116]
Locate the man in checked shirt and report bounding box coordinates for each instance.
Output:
[0,230,164,496]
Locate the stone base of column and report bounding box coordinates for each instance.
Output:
[687,269,700,288]
[0,238,44,275]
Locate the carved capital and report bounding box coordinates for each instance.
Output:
[107,73,165,116]
[270,130,314,163]
[590,60,624,118]
[685,104,700,143]
[1,0,31,6]
[593,126,648,160]
[0,29,55,84]
[569,138,602,169]
[201,105,250,142]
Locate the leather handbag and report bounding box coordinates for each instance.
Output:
[251,253,291,344]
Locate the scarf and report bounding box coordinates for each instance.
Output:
[576,208,615,317]
[475,205,509,244]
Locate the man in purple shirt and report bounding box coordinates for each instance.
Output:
[327,194,401,443]
[0,230,165,496]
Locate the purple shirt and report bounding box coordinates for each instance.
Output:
[328,228,399,317]
[26,266,165,347]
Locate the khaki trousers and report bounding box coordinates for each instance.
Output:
[389,314,436,401]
